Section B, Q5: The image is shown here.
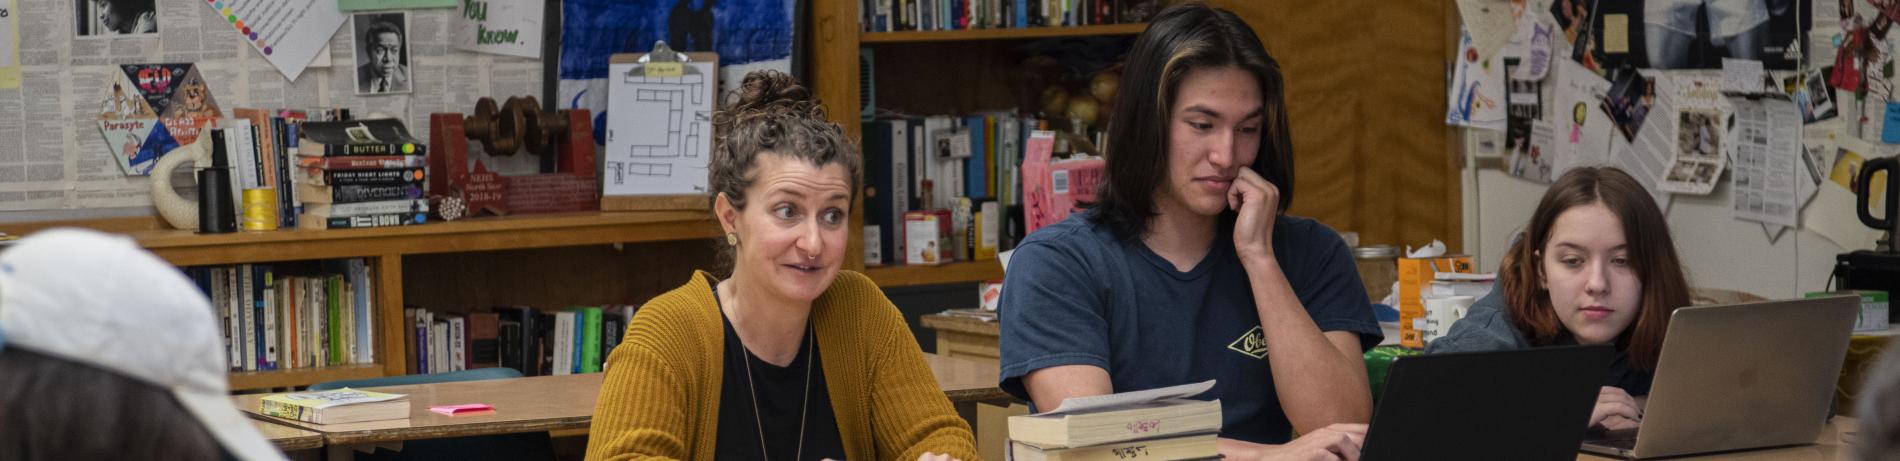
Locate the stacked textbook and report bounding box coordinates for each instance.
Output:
[259,388,410,424]
[1008,381,1222,461]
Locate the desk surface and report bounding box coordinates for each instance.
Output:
[920,312,1000,337]
[1575,418,1857,461]
[241,353,1005,445]
[253,419,323,451]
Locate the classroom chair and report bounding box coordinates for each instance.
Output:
[309,367,555,461]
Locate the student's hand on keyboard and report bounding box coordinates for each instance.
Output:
[1590,386,1643,431]
[1220,423,1367,461]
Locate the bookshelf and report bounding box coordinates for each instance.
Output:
[1,210,721,390]
[811,0,1144,286]
[859,23,1146,43]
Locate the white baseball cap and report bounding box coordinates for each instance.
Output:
[0,228,285,461]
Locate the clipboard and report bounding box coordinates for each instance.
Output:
[600,43,720,212]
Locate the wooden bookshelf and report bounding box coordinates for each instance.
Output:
[128,211,718,266]
[229,364,384,390]
[859,23,1146,43]
[865,260,1004,287]
[3,210,722,390]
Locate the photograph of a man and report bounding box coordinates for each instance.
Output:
[354,13,412,95]
[76,0,157,36]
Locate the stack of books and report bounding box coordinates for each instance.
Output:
[260,388,409,425]
[1008,381,1222,461]
[294,119,430,230]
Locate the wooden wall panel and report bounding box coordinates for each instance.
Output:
[1213,0,1457,249]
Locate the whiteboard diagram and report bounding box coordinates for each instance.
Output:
[604,56,716,194]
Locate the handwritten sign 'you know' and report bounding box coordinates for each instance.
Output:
[453,0,542,59]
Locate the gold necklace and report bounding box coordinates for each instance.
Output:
[739,320,814,461]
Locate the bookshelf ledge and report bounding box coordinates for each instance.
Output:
[864,260,1004,287]
[230,364,384,390]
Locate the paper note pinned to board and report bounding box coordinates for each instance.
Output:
[0,0,18,89]
[1603,14,1630,54]
[1456,0,1517,60]
[206,0,347,80]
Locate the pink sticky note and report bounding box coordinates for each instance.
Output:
[430,404,493,416]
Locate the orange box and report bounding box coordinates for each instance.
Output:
[1398,255,1475,349]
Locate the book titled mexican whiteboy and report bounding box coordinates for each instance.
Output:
[259,388,410,424]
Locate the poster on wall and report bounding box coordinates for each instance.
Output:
[1557,0,1810,72]
[557,0,797,147]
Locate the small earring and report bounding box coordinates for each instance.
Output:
[726,233,739,246]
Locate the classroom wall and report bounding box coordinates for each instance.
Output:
[1467,161,1846,300]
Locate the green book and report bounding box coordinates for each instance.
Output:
[580,307,603,373]
[328,275,344,365]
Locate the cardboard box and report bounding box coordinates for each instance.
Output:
[1398,255,1475,349]
[904,210,954,265]
[1806,291,1890,332]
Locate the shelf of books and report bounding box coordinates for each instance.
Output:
[866,260,1005,287]
[127,211,718,267]
[860,23,1146,43]
[186,258,393,390]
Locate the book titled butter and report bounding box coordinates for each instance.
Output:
[260,388,410,424]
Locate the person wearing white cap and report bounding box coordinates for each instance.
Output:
[0,228,286,461]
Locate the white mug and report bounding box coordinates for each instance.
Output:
[1422,295,1477,344]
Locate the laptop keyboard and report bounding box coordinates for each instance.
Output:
[1584,429,1640,450]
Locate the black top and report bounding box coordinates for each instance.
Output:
[713,288,846,461]
[1427,291,1654,395]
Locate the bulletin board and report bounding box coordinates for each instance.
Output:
[0,0,544,217]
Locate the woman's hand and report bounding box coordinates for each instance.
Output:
[1218,424,1366,461]
[1229,168,1282,263]
[1589,386,1642,431]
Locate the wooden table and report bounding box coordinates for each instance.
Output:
[254,419,323,451]
[921,312,1001,365]
[241,353,1004,446]
[1575,418,1858,460]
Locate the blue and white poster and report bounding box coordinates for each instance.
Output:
[559,0,796,146]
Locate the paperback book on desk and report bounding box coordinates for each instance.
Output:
[260,388,410,424]
[1008,380,1222,461]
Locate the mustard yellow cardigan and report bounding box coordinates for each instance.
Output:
[585,270,979,461]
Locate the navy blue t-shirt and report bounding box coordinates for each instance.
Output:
[998,211,1382,444]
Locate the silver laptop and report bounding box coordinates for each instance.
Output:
[1579,295,1859,459]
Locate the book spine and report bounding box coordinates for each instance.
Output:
[341,281,355,364]
[285,124,302,228]
[581,308,601,373]
[327,142,426,156]
[328,275,343,366]
[240,264,257,372]
[328,184,424,203]
[415,310,430,374]
[274,118,294,228]
[323,168,425,186]
[358,262,375,364]
[322,212,426,229]
[299,155,427,170]
[318,199,430,217]
[553,312,572,376]
[259,399,315,423]
[450,316,466,372]
[283,277,297,369]
[260,266,277,371]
